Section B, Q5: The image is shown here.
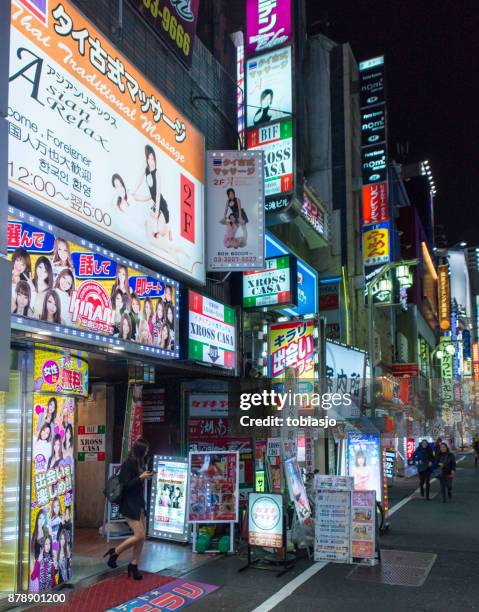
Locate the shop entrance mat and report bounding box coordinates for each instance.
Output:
[346,549,436,587]
[31,573,175,612]
[108,579,219,611]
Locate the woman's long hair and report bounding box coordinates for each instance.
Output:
[128,438,149,470]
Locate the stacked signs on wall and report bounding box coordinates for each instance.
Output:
[359,56,391,303]
[245,0,295,216]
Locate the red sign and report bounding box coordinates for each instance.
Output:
[181,174,195,243]
[391,363,419,377]
[406,438,415,461]
[362,182,388,225]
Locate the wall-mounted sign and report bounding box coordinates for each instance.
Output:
[362,146,388,185]
[269,320,315,379]
[148,456,189,542]
[266,232,318,316]
[359,56,385,108]
[347,433,382,502]
[188,394,230,418]
[246,0,292,56]
[243,255,297,309]
[8,211,179,357]
[247,120,293,200]
[248,492,283,548]
[9,0,205,283]
[77,425,105,461]
[405,438,415,462]
[188,451,239,523]
[188,291,236,369]
[440,337,454,404]
[33,347,88,397]
[301,193,326,237]
[383,449,395,479]
[438,265,451,331]
[131,0,200,68]
[361,107,386,147]
[363,223,390,266]
[206,150,264,271]
[325,342,366,418]
[246,47,292,128]
[362,183,388,225]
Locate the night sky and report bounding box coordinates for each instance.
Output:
[306,0,479,247]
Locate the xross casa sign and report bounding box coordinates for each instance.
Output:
[188,291,236,369]
[243,255,297,308]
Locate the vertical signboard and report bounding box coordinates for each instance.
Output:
[268,320,315,380]
[284,457,312,523]
[248,492,283,548]
[347,433,382,502]
[246,0,292,56]
[438,265,451,331]
[206,150,264,271]
[350,490,376,563]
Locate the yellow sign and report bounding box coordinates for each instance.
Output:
[269,320,315,379]
[363,224,390,266]
[438,265,451,331]
[34,347,88,398]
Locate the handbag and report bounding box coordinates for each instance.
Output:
[432,467,442,478]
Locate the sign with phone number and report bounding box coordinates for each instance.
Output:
[133,0,201,68]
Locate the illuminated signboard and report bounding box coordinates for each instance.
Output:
[362,183,389,225]
[9,0,205,283]
[148,456,189,542]
[246,47,293,128]
[405,438,415,462]
[248,492,283,548]
[205,150,265,271]
[268,320,315,379]
[363,222,390,266]
[246,0,292,56]
[440,337,454,404]
[347,432,382,502]
[383,449,395,479]
[301,193,326,236]
[438,265,451,331]
[243,255,297,309]
[247,120,293,201]
[188,291,236,369]
[359,56,385,108]
[8,209,179,357]
[362,146,388,185]
[131,0,200,68]
[361,107,386,147]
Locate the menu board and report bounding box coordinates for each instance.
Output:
[350,490,376,564]
[314,490,351,563]
[188,451,239,523]
[148,456,188,542]
[248,493,283,548]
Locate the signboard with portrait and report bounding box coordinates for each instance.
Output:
[350,490,376,563]
[246,120,293,202]
[9,0,205,284]
[8,210,179,357]
[248,492,283,548]
[268,320,315,380]
[148,456,189,542]
[188,451,239,523]
[243,255,297,309]
[206,150,264,271]
[362,222,390,267]
[246,0,292,56]
[246,47,292,128]
[187,291,236,369]
[325,342,366,419]
[131,0,200,68]
[347,433,382,502]
[283,458,312,524]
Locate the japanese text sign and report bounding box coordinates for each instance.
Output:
[363,222,390,266]
[268,320,315,379]
[246,0,292,56]
[248,492,283,548]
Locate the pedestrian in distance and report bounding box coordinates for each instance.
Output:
[103,439,154,579]
[412,439,434,500]
[472,435,479,467]
[434,437,442,456]
[435,442,456,503]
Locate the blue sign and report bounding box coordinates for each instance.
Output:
[265,232,318,316]
[128,276,169,299]
[72,252,117,279]
[463,330,471,360]
[7,220,55,253]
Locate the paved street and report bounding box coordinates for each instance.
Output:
[181,453,479,612]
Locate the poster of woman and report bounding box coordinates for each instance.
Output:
[347,433,382,502]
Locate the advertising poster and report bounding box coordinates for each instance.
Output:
[77,425,105,461]
[9,0,205,284]
[108,464,123,522]
[347,433,382,502]
[351,490,376,562]
[283,458,312,524]
[246,0,292,56]
[148,456,189,542]
[131,0,200,68]
[314,490,351,563]
[247,120,293,199]
[188,291,236,369]
[30,391,76,591]
[206,150,264,271]
[121,384,143,463]
[188,451,239,523]
[33,347,88,397]
[325,341,366,419]
[8,212,179,356]
[362,222,390,267]
[248,492,283,548]
[246,47,292,128]
[243,256,297,309]
[268,320,315,379]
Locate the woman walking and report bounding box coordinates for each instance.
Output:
[104,439,153,579]
[412,440,434,500]
[435,442,456,503]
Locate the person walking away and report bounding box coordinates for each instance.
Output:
[435,442,456,503]
[472,435,479,467]
[103,439,153,579]
[412,439,434,500]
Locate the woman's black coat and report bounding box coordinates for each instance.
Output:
[119,457,145,521]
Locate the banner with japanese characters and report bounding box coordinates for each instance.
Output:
[9,0,205,283]
[362,222,390,267]
[206,151,264,271]
[325,342,366,419]
[33,347,88,397]
[8,211,179,357]
[246,0,292,56]
[268,320,315,380]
